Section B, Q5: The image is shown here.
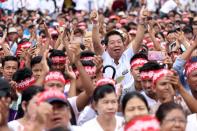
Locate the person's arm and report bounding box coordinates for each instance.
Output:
[0,31,12,56]
[128,7,146,53]
[179,38,197,60]
[91,10,104,55]
[34,50,49,86]
[68,43,94,111]
[167,74,197,113]
[148,24,162,51]
[65,64,77,97]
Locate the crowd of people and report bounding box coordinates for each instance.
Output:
[0,0,197,131]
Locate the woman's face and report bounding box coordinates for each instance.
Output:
[161,109,186,131]
[95,92,118,119]
[155,76,175,103]
[124,97,148,122]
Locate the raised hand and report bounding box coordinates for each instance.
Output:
[90,10,99,24]
[65,63,76,80]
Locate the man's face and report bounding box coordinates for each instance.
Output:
[141,79,155,97]
[154,76,175,103]
[131,66,141,82]
[16,26,23,38]
[187,69,197,99]
[44,80,65,93]
[167,33,176,43]
[8,32,18,42]
[32,63,42,80]
[107,35,124,61]
[47,102,70,129]
[3,61,18,81]
[51,63,65,73]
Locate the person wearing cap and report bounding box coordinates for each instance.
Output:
[7,27,19,55]
[37,88,78,130]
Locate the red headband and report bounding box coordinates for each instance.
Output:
[124,115,160,131]
[51,56,66,64]
[16,41,32,56]
[185,62,197,76]
[80,56,94,61]
[37,88,67,105]
[130,58,148,69]
[96,78,116,87]
[152,69,173,85]
[75,66,96,77]
[44,71,65,84]
[140,70,155,80]
[16,76,35,91]
[146,42,154,48]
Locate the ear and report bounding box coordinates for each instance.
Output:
[92,101,97,111]
[22,101,27,112]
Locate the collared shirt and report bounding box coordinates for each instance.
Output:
[102,47,134,90]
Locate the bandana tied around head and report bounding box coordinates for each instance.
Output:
[16,76,35,91]
[130,58,148,69]
[152,69,174,85]
[44,71,65,84]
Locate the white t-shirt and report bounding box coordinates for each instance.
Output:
[77,105,96,126]
[39,0,55,14]
[160,0,178,14]
[186,114,197,131]
[140,91,157,108]
[24,0,40,11]
[8,120,23,131]
[81,116,124,131]
[102,48,135,94]
[68,96,80,122]
[146,0,158,12]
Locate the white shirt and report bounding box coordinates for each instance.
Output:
[140,91,157,108]
[81,116,124,131]
[102,48,135,92]
[68,96,80,122]
[146,0,158,12]
[186,114,197,131]
[77,105,96,126]
[188,0,197,12]
[39,0,55,14]
[160,0,178,14]
[24,0,40,11]
[8,120,23,131]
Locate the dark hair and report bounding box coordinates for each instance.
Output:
[93,84,116,103]
[2,56,19,68]
[49,49,66,58]
[12,67,33,83]
[121,91,149,114]
[139,61,163,73]
[167,30,177,36]
[80,51,95,59]
[30,55,52,68]
[72,60,95,71]
[130,53,148,65]
[156,102,186,123]
[104,30,124,46]
[16,86,44,119]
